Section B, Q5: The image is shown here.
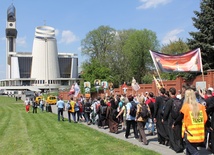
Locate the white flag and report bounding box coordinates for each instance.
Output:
[74,83,80,97]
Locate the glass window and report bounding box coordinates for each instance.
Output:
[58,58,71,78]
[18,57,32,78]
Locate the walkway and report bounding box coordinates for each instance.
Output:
[50,105,211,155]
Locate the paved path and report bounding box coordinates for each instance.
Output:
[50,105,211,155]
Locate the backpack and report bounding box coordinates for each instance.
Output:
[171,98,183,119]
[130,101,137,117]
[66,102,71,110]
[85,102,91,113]
[100,105,107,115]
[95,102,100,113]
[85,106,91,113]
[140,104,150,119]
[75,102,80,111]
[161,99,167,116]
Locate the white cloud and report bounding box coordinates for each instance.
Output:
[59,30,78,44]
[162,29,184,45]
[17,36,27,47]
[137,0,172,9]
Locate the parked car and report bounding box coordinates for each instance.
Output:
[35,96,43,105]
[46,96,57,105]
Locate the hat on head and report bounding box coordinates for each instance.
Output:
[208,87,213,92]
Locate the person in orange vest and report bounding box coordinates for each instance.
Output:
[173,89,207,155]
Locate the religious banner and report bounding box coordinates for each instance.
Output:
[150,48,203,73]
[101,81,108,89]
[94,79,101,93]
[94,79,101,87]
[131,77,140,92]
[84,81,91,93]
[109,82,114,95]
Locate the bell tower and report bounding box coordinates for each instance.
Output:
[5,4,18,79]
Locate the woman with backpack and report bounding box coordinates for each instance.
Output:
[136,96,150,145]
[124,95,138,139]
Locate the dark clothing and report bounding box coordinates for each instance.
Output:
[97,105,107,127]
[32,101,37,113]
[137,121,147,144]
[74,111,80,122]
[108,118,119,133]
[163,98,184,153]
[205,96,214,153]
[84,112,91,124]
[97,114,106,127]
[58,108,64,121]
[125,120,138,138]
[146,98,155,118]
[106,106,118,133]
[84,102,91,124]
[184,134,200,155]
[154,95,169,144]
[68,111,72,122]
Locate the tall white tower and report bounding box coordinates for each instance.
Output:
[5,4,18,79]
[31,26,60,86]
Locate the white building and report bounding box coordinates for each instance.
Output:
[0,4,80,92]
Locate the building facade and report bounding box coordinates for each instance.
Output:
[0,4,79,92]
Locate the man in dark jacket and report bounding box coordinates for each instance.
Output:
[205,89,214,154]
[163,87,184,153]
[154,87,169,145]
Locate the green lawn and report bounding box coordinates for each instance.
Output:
[0,96,160,155]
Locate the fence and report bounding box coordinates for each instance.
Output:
[59,69,214,99]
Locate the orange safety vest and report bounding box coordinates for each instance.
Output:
[180,103,207,143]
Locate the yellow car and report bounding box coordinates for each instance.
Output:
[46,96,57,105]
[35,96,43,105]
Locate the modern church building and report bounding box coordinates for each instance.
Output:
[0,4,79,92]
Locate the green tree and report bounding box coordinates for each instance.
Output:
[123,29,159,83]
[108,29,137,85]
[81,25,116,64]
[80,59,111,93]
[161,39,189,55]
[187,0,214,70]
[81,27,159,88]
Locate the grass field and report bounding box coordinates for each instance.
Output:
[0,96,160,155]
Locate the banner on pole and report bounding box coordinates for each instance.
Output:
[150,48,203,73]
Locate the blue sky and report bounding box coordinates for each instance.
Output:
[0,0,200,80]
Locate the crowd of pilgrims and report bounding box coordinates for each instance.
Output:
[64,83,214,155]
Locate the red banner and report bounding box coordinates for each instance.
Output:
[150,48,203,72]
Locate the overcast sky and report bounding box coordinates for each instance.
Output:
[0,0,200,80]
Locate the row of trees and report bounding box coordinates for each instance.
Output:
[79,0,214,93]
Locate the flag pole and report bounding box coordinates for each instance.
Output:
[198,48,204,81]
[153,75,161,95]
[150,50,164,87]
[156,69,164,88]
